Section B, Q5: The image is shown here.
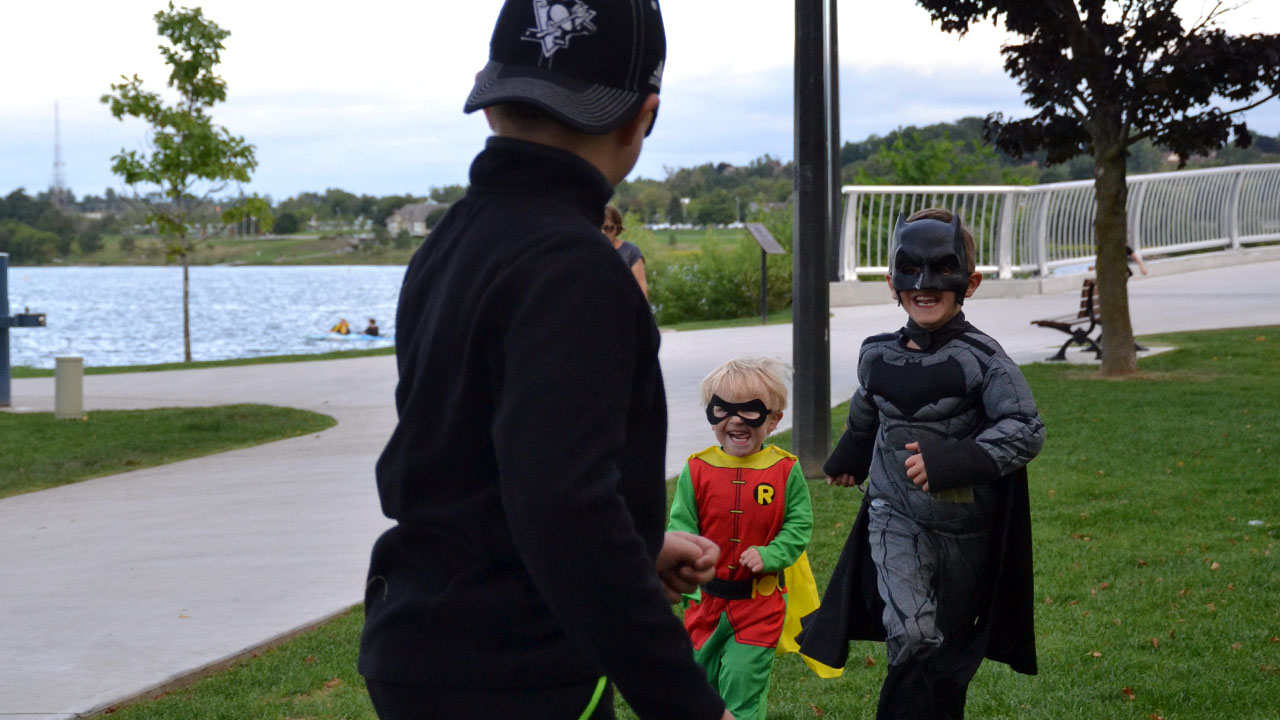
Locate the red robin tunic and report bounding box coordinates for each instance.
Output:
[668,445,813,649]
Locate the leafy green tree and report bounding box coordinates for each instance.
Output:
[0,220,59,264]
[426,206,449,230]
[101,2,268,361]
[393,229,413,250]
[273,211,300,235]
[917,0,1280,375]
[429,184,467,204]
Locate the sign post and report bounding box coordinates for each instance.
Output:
[1,253,48,407]
[746,223,786,324]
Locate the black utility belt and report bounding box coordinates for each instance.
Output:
[701,574,783,600]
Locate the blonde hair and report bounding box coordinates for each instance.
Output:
[698,357,792,415]
[905,207,977,274]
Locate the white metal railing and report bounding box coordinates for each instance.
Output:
[837,163,1280,279]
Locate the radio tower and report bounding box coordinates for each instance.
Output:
[51,101,68,209]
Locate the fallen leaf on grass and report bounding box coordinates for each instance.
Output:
[864,655,876,667]
[323,678,342,689]
[303,655,316,664]
[1210,561,1221,571]
[1150,715,1166,720]
[1090,651,1102,658]
[1230,642,1243,651]
[1151,637,1160,649]
[810,704,825,717]
[1121,687,1135,701]
[1206,602,1217,611]
[1136,559,1147,567]
[1270,636,1279,644]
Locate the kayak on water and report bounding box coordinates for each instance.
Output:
[304,332,394,342]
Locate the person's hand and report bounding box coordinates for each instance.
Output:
[657,531,719,602]
[739,547,765,573]
[720,711,736,720]
[827,473,860,487]
[905,441,929,492]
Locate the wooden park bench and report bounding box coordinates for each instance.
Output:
[1031,278,1103,361]
[1031,277,1147,361]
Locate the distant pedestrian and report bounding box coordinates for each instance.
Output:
[603,204,648,299]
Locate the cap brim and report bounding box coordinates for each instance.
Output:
[464,61,646,135]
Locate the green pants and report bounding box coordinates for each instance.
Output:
[692,612,778,720]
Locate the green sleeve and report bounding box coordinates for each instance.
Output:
[755,460,814,572]
[666,462,700,534]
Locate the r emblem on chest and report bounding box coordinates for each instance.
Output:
[755,483,775,505]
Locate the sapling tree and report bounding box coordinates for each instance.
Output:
[916,0,1280,375]
[102,2,270,362]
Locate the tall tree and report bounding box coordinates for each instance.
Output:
[102,2,267,362]
[916,0,1280,375]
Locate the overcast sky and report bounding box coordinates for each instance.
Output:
[4,1,1279,201]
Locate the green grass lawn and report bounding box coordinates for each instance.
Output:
[97,326,1278,720]
[0,404,336,499]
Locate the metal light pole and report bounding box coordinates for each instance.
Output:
[792,0,837,476]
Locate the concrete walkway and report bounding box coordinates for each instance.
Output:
[2,260,1277,719]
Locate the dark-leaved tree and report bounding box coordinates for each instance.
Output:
[916,0,1280,375]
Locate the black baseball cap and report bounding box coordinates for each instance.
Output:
[464,0,666,135]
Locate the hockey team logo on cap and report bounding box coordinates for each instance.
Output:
[522,0,598,61]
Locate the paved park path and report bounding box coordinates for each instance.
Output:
[2,258,1277,719]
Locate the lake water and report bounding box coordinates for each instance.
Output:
[4,266,406,369]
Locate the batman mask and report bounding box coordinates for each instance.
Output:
[890,212,971,305]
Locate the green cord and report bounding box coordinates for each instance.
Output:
[576,676,608,720]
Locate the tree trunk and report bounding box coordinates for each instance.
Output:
[182,254,192,363]
[1093,143,1138,375]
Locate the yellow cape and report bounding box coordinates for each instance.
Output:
[777,551,844,678]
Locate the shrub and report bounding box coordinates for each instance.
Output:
[646,207,793,325]
[273,211,300,235]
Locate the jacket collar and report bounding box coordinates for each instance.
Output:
[470,137,615,226]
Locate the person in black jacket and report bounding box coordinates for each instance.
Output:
[358,2,731,719]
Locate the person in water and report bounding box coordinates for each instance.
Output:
[330,318,351,335]
[364,318,380,336]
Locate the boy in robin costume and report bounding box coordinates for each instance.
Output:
[667,357,816,720]
[798,209,1045,720]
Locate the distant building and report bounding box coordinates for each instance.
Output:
[386,202,448,237]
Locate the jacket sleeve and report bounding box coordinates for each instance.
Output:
[823,353,879,479]
[757,460,813,572]
[492,253,725,720]
[923,353,1045,491]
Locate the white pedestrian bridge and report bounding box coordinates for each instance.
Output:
[837,163,1280,281]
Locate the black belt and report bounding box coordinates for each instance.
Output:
[701,574,784,600]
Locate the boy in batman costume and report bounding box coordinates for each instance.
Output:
[798,209,1045,719]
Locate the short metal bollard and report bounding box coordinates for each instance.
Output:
[1,252,48,407]
[55,356,84,420]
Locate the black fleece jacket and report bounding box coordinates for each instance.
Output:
[359,137,725,720]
